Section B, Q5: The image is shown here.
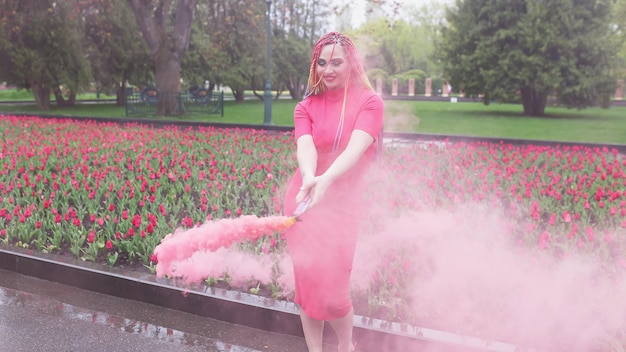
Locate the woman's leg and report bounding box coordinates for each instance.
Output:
[300,310,325,352]
[328,307,355,352]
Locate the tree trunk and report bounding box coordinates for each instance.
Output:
[232,88,245,102]
[53,87,76,107]
[520,86,547,117]
[127,0,197,116]
[29,80,51,110]
[116,83,126,107]
[287,76,304,100]
[155,57,182,116]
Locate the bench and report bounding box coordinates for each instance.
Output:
[140,86,161,105]
[125,85,224,118]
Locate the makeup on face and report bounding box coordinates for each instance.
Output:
[316,44,349,90]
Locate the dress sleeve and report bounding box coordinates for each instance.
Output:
[294,101,312,140]
[354,93,384,139]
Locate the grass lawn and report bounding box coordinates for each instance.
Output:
[0,94,624,145]
[0,99,298,126]
[397,100,626,145]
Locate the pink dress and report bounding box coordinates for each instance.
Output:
[283,85,384,320]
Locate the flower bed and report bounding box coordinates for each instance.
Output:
[1,114,625,351]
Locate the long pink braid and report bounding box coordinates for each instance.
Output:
[304,32,373,97]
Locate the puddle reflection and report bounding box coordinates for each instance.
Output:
[0,286,262,352]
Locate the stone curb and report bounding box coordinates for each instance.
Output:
[0,246,524,352]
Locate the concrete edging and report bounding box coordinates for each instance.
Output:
[0,247,522,352]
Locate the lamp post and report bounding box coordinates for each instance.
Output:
[263,0,272,125]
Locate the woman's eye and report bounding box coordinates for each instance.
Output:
[318,59,326,67]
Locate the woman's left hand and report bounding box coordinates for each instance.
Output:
[308,174,332,209]
[295,173,331,211]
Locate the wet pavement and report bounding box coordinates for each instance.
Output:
[0,269,320,352]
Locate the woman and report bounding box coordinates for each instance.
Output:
[283,32,384,352]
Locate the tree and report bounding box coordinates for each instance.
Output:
[348,3,445,81]
[181,17,212,91]
[269,0,334,100]
[437,0,619,116]
[191,0,330,102]
[271,27,311,101]
[82,0,153,106]
[126,0,197,115]
[614,0,626,79]
[192,0,266,102]
[0,0,91,109]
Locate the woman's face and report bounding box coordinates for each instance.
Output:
[316,44,349,91]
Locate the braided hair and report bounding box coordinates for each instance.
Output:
[304,32,373,98]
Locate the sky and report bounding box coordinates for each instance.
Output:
[333,0,453,28]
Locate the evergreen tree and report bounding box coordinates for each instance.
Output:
[437,0,620,116]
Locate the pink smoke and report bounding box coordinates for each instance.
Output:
[152,148,626,351]
[351,199,626,350]
[153,215,295,284]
